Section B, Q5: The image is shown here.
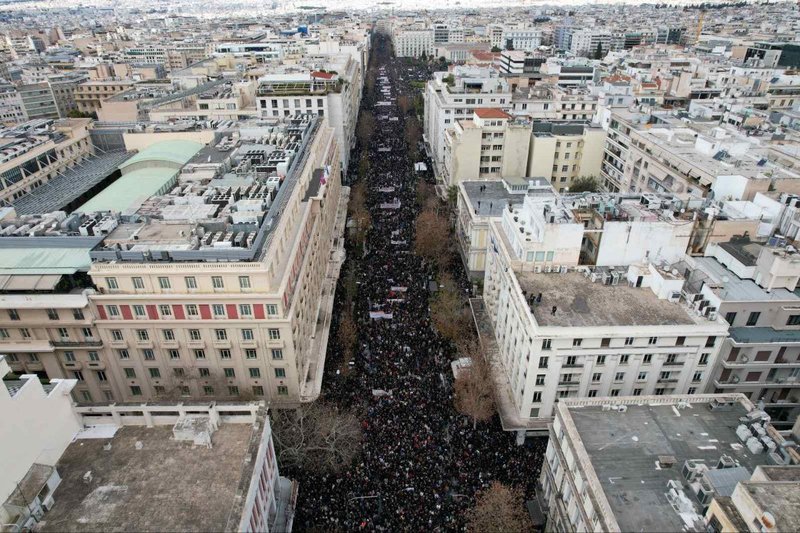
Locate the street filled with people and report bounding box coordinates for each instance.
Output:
[290,33,547,531]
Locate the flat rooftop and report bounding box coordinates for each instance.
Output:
[41,424,252,532]
[517,271,697,328]
[568,401,771,533]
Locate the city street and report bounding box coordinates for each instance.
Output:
[290,33,547,531]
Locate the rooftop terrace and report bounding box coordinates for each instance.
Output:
[517,271,697,328]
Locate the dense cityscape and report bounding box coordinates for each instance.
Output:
[0,1,799,532]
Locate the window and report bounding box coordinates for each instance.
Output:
[73,309,84,320]
[271,348,283,360]
[212,276,224,289]
[149,368,161,378]
[277,385,289,396]
[47,308,59,320]
[19,328,30,339]
[136,329,149,341]
[253,386,264,396]
[266,304,278,316]
[224,368,235,377]
[239,304,252,317]
[619,354,629,365]
[615,372,625,382]
[573,338,582,347]
[96,370,107,381]
[215,329,228,341]
[725,312,737,325]
[693,371,703,383]
[64,351,76,362]
[158,277,171,289]
[239,276,251,289]
[189,329,201,341]
[29,354,38,362]
[132,277,144,289]
[566,356,577,366]
[787,315,800,326]
[241,329,254,341]
[229,386,240,396]
[8,309,19,320]
[159,305,172,317]
[212,304,225,317]
[185,276,197,289]
[124,368,136,378]
[542,338,551,350]
[133,305,145,317]
[180,386,190,396]
[610,389,620,397]
[746,312,760,326]
[249,368,261,378]
[592,373,602,382]
[269,328,281,340]
[203,386,215,395]
[643,354,652,364]
[638,371,648,381]
[143,349,155,360]
[174,368,185,377]
[539,357,548,369]
[705,337,716,348]
[186,305,198,317]
[163,329,175,341]
[536,374,546,385]
[82,327,93,338]
[105,277,118,290]
[169,350,180,360]
[688,387,697,395]
[676,336,685,346]
[199,368,210,377]
[532,392,542,402]
[587,390,597,398]
[219,349,231,359]
[633,388,642,396]
[57,327,70,339]
[194,349,206,359]
[246,349,257,359]
[655,388,665,396]
[107,305,120,317]
[89,351,99,361]
[275,368,286,378]
[699,353,709,365]
[594,355,606,366]
[624,337,634,346]
[130,385,142,396]
[746,371,761,382]
[118,349,129,360]
[648,337,658,345]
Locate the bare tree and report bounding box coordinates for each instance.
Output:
[464,482,531,533]
[397,94,411,115]
[405,116,422,159]
[453,339,495,429]
[414,208,450,270]
[348,181,372,247]
[356,111,375,147]
[430,271,470,343]
[271,402,362,473]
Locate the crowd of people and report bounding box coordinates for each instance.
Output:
[290,34,547,531]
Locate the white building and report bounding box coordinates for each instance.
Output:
[501,28,543,52]
[393,29,434,58]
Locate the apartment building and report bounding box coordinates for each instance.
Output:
[500,28,542,52]
[0,118,94,204]
[683,237,800,428]
[540,394,799,533]
[0,115,347,407]
[73,79,136,115]
[510,85,598,121]
[441,108,531,186]
[570,29,612,57]
[527,122,605,193]
[392,28,434,58]
[599,109,652,192]
[482,212,728,430]
[424,68,512,180]
[0,84,26,124]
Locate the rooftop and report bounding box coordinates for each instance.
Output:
[40,424,253,532]
[474,107,511,119]
[517,271,697,328]
[566,399,772,533]
[691,256,800,302]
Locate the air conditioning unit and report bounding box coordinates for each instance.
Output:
[695,478,715,506]
[739,355,750,364]
[534,265,542,274]
[682,460,708,482]
[560,265,569,274]
[731,375,740,384]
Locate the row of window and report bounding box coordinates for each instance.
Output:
[126,384,288,398]
[531,386,699,405]
[537,352,710,368]
[117,365,286,380]
[106,275,253,291]
[541,336,715,350]
[110,327,280,343]
[6,308,84,321]
[114,346,284,361]
[104,302,279,320]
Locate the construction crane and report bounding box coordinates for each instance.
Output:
[695,9,706,46]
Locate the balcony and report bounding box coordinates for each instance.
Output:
[558,380,581,386]
[662,361,684,367]
[86,361,106,370]
[63,361,83,370]
[657,377,678,383]
[52,339,103,348]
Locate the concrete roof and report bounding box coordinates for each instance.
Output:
[729,326,800,344]
[120,139,204,170]
[40,424,253,532]
[517,271,697,328]
[568,401,770,533]
[692,257,800,302]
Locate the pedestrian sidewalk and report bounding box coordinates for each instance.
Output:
[469,297,550,438]
[300,186,350,402]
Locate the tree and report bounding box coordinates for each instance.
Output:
[490,46,502,53]
[430,272,470,343]
[464,482,531,533]
[356,111,375,147]
[443,74,455,87]
[271,402,362,473]
[594,42,604,60]
[453,339,495,429]
[446,185,458,210]
[405,115,422,160]
[348,180,371,248]
[570,176,600,193]
[357,152,370,181]
[414,208,450,270]
[397,94,411,115]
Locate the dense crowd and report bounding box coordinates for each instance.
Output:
[291,34,547,531]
